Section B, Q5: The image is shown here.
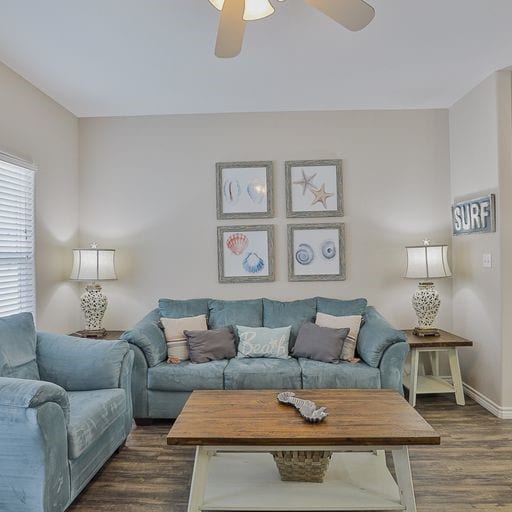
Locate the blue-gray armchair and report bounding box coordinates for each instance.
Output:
[0,312,134,512]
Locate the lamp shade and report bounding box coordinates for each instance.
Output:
[209,0,274,20]
[70,249,117,281]
[405,245,451,279]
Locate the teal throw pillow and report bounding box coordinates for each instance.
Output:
[236,325,291,359]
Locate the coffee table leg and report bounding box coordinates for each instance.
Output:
[392,446,417,512]
[188,447,210,512]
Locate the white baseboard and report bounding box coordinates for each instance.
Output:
[463,382,512,419]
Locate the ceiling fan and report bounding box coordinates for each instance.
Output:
[209,0,375,58]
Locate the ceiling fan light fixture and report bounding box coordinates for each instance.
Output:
[209,0,274,21]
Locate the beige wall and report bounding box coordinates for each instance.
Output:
[79,110,452,331]
[449,70,512,410]
[0,61,80,332]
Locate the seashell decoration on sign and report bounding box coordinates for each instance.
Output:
[226,233,249,255]
[242,252,265,274]
[247,180,266,204]
[295,243,315,265]
[223,178,241,205]
[277,392,328,423]
[321,240,336,260]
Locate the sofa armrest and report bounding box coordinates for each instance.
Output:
[358,306,407,368]
[0,376,70,423]
[121,308,167,367]
[37,332,130,391]
[379,342,409,394]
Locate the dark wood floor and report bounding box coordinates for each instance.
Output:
[69,395,512,511]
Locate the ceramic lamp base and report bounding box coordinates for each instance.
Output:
[412,281,441,334]
[81,283,108,333]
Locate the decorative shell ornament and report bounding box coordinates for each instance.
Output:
[277,392,328,423]
[226,233,249,255]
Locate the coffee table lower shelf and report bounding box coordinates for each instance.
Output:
[188,447,415,511]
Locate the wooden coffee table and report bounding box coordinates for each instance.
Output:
[167,389,439,512]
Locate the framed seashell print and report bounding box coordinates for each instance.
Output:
[216,161,274,219]
[288,223,346,281]
[218,225,275,283]
[285,159,343,218]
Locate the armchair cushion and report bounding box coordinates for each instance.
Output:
[37,333,130,391]
[0,376,70,423]
[0,312,39,380]
[122,309,167,367]
[357,307,407,368]
[66,389,126,459]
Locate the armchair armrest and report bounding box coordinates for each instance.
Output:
[37,332,130,391]
[0,377,69,423]
[121,308,167,367]
[0,377,71,511]
[358,306,407,368]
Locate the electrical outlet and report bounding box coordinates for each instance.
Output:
[483,253,492,268]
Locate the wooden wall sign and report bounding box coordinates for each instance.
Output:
[452,194,496,235]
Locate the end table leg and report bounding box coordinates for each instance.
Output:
[429,351,440,377]
[409,349,419,407]
[187,446,210,512]
[448,348,465,405]
[392,446,417,512]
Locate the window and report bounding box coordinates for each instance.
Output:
[0,154,35,318]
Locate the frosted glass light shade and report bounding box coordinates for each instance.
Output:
[405,245,451,279]
[209,0,275,20]
[70,249,117,281]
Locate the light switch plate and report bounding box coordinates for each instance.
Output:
[483,253,492,268]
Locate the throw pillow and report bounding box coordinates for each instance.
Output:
[315,312,363,362]
[184,327,237,364]
[292,322,350,364]
[263,298,317,349]
[161,315,208,342]
[236,325,291,359]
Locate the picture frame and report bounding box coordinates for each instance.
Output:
[285,159,343,218]
[217,225,275,283]
[288,223,346,282]
[216,161,274,219]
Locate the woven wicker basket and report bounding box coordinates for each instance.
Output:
[272,451,333,483]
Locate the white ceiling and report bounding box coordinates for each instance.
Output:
[0,0,511,117]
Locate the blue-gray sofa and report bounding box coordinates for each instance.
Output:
[0,313,134,512]
[122,297,408,423]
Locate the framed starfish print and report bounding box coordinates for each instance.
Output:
[288,223,346,282]
[285,159,343,218]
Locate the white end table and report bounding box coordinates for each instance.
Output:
[403,329,473,407]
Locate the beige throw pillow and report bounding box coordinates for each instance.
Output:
[315,312,363,362]
[161,314,207,342]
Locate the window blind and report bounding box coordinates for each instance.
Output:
[0,156,35,318]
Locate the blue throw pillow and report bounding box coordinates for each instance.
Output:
[316,297,367,317]
[208,299,263,330]
[263,298,317,348]
[236,325,291,359]
[159,298,210,319]
[0,312,39,380]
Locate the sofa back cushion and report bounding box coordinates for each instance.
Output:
[0,312,39,380]
[159,298,210,319]
[263,298,317,348]
[208,299,263,331]
[316,297,367,317]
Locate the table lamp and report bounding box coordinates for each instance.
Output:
[404,240,451,337]
[70,244,117,338]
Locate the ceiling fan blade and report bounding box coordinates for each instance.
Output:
[305,0,375,31]
[215,0,246,58]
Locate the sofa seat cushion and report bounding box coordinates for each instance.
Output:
[67,389,126,460]
[298,358,381,389]
[224,358,302,390]
[148,360,229,392]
